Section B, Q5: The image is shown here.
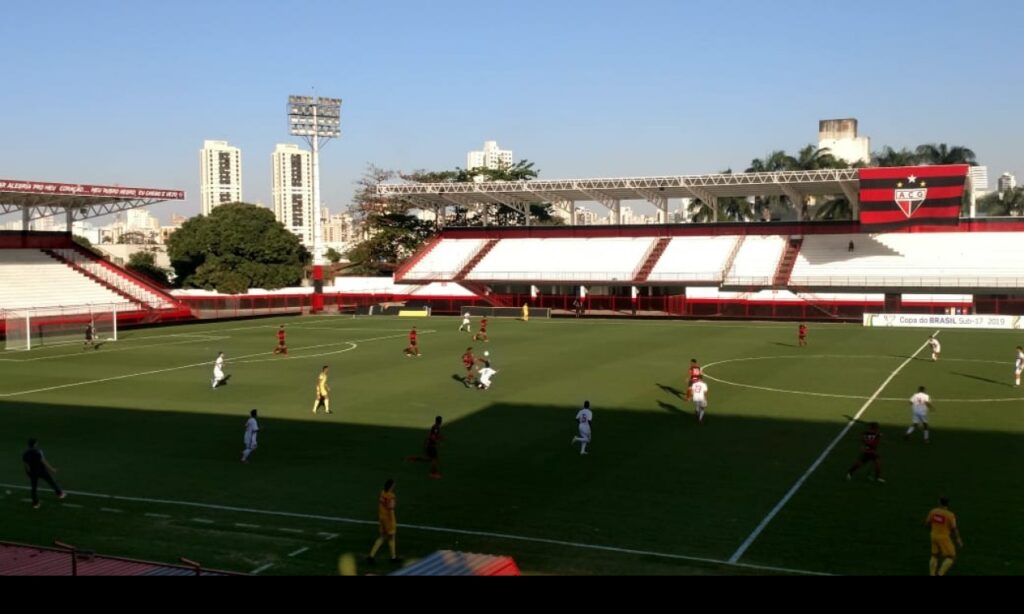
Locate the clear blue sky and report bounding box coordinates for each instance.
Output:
[1,0,1021,222]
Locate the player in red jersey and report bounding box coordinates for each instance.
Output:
[404,327,421,357]
[273,325,288,355]
[462,347,477,387]
[473,316,489,342]
[846,422,884,483]
[685,359,702,401]
[405,416,444,479]
[798,323,808,348]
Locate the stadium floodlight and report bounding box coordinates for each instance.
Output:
[288,94,342,312]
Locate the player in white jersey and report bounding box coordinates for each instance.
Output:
[1014,346,1023,387]
[571,401,593,455]
[928,336,941,362]
[459,312,472,333]
[476,362,498,390]
[241,409,259,463]
[905,385,934,443]
[212,351,226,389]
[690,379,709,424]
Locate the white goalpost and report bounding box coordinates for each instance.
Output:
[4,305,119,351]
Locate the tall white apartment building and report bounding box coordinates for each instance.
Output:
[200,140,243,215]
[817,119,871,165]
[998,172,1017,193]
[467,140,514,171]
[272,143,315,246]
[968,166,989,196]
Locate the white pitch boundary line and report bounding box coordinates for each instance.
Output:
[727,332,940,564]
[0,482,828,576]
[0,335,231,363]
[0,332,427,398]
[251,563,274,575]
[288,547,309,558]
[703,354,1024,404]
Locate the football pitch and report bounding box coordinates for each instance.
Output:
[1,315,1021,576]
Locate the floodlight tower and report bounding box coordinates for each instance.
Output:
[288,94,342,312]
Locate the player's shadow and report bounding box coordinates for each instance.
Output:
[952,372,1012,387]
[771,342,796,348]
[656,383,685,399]
[451,374,469,387]
[656,400,688,415]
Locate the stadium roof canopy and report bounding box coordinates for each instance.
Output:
[376,169,861,223]
[0,179,186,225]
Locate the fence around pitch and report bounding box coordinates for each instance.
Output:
[171,292,1024,322]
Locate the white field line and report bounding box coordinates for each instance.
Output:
[250,563,274,574]
[0,332,423,398]
[288,547,309,558]
[727,332,939,564]
[0,335,231,363]
[703,354,1024,403]
[0,482,829,576]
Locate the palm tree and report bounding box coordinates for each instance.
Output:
[792,145,846,171]
[914,143,978,166]
[746,150,796,173]
[813,197,854,221]
[687,198,717,223]
[872,147,920,167]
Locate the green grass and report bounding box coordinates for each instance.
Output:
[1,316,1021,575]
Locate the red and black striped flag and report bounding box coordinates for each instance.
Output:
[859,165,968,230]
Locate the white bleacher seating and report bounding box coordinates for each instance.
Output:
[647,236,739,283]
[466,237,654,282]
[791,233,1024,289]
[723,236,786,286]
[0,250,135,314]
[51,248,176,310]
[402,239,487,281]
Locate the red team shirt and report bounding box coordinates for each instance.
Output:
[689,365,702,384]
[462,351,475,370]
[277,330,286,345]
[798,325,807,338]
[861,430,881,457]
[480,318,488,332]
[409,330,418,345]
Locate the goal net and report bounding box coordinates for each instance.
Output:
[4,306,118,351]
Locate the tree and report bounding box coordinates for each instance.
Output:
[872,146,920,167]
[126,250,170,286]
[792,145,845,171]
[746,150,796,173]
[915,143,978,166]
[325,247,344,264]
[813,197,855,221]
[166,203,310,294]
[977,187,1024,216]
[343,213,436,276]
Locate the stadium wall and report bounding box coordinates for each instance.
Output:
[436,218,1024,240]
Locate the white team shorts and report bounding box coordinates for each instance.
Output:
[244,433,258,450]
[577,424,591,442]
[214,367,224,380]
[1015,365,1023,376]
[912,409,929,425]
[693,399,707,410]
